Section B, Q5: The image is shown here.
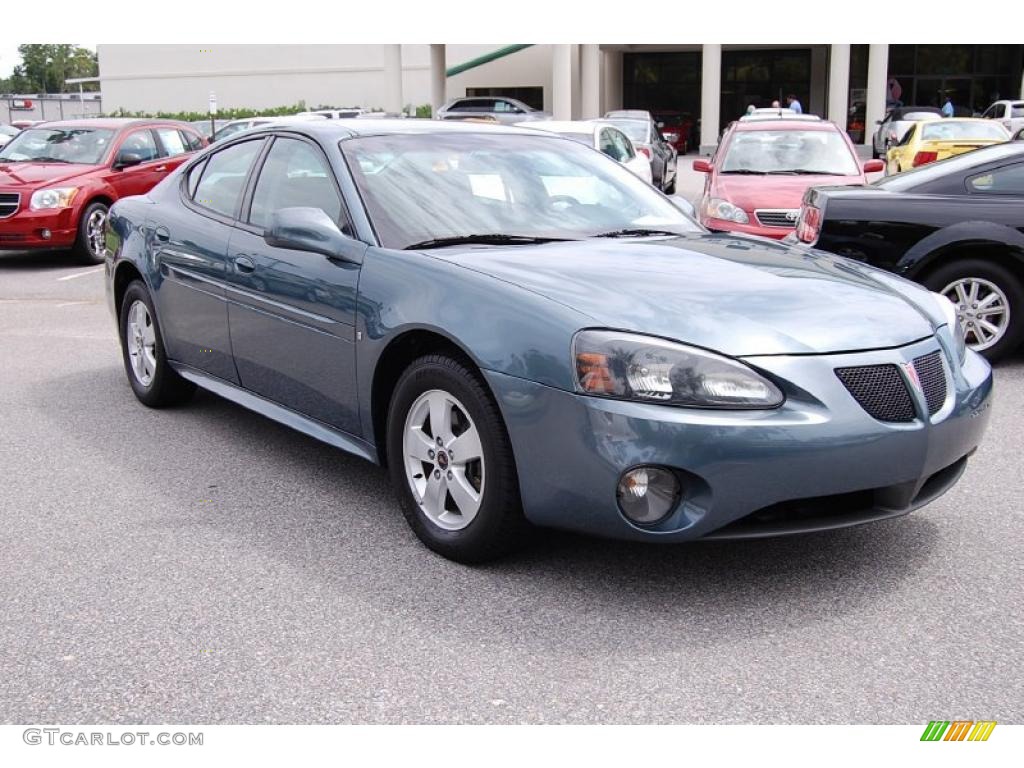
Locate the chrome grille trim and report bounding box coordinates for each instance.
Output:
[0,192,20,219]
[755,208,800,228]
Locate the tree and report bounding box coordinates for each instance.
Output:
[0,44,98,94]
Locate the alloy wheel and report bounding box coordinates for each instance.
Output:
[943,277,1010,351]
[402,388,485,531]
[86,208,107,259]
[125,299,157,386]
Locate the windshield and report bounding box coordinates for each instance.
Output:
[213,122,251,141]
[921,121,1008,141]
[606,119,649,144]
[720,129,860,175]
[341,133,699,250]
[0,127,115,164]
[901,112,941,122]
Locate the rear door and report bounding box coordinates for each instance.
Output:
[153,137,267,382]
[224,133,366,432]
[153,126,201,175]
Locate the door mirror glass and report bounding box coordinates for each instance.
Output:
[264,207,352,259]
[114,151,144,169]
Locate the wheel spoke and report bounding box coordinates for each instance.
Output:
[428,392,454,444]
[407,428,435,463]
[447,469,481,521]
[448,424,482,463]
[954,283,969,307]
[977,319,1001,342]
[966,280,980,305]
[142,319,155,345]
[422,472,447,517]
[142,347,157,378]
[977,291,1001,309]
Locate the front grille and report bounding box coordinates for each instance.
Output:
[836,364,916,422]
[755,209,799,227]
[0,192,19,218]
[913,350,947,415]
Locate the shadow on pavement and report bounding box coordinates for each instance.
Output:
[0,249,81,272]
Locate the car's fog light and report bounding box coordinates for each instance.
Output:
[617,466,681,525]
[40,229,51,240]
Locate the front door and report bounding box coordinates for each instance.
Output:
[105,128,167,198]
[224,134,365,433]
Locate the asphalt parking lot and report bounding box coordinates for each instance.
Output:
[1,250,1022,725]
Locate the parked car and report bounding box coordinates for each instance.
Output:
[211,114,327,143]
[886,118,1010,174]
[436,96,549,124]
[693,117,883,238]
[189,119,229,141]
[871,106,942,159]
[517,120,653,183]
[0,118,205,263]
[794,142,1024,361]
[602,114,677,193]
[0,124,19,149]
[105,120,990,562]
[651,110,696,154]
[979,99,1024,136]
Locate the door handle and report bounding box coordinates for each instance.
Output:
[154,165,168,172]
[153,226,170,243]
[234,255,256,273]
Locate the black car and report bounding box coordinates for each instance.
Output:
[794,143,1024,361]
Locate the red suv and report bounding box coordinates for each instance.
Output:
[0,119,205,263]
[693,117,883,239]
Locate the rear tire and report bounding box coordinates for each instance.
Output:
[923,258,1024,363]
[118,281,196,407]
[664,178,676,195]
[386,354,530,563]
[73,201,109,265]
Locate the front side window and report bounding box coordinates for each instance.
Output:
[248,137,342,229]
[341,132,698,250]
[191,139,263,218]
[119,130,159,163]
[720,129,860,176]
[0,127,115,164]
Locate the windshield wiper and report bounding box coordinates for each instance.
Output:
[592,228,682,238]
[782,169,840,175]
[720,169,765,175]
[26,157,74,164]
[404,234,573,250]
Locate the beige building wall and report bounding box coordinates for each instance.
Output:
[96,44,553,114]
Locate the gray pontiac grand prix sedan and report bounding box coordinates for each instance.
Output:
[104,120,992,563]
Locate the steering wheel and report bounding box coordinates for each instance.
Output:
[547,195,584,213]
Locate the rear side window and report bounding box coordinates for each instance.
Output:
[191,139,263,218]
[155,128,187,157]
[968,162,1024,195]
[181,129,204,152]
[1012,104,1024,119]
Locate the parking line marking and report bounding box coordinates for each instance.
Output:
[57,267,104,282]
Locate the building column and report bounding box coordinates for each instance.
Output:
[383,44,403,114]
[552,44,573,120]
[602,49,623,114]
[865,44,889,145]
[429,44,446,117]
[580,45,601,119]
[828,44,851,128]
[699,44,722,155]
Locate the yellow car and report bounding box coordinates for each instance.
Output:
[885,117,1010,174]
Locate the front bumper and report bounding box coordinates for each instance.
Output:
[485,334,992,542]
[703,216,792,240]
[0,206,77,249]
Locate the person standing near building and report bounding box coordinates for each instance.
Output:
[786,94,803,114]
[942,93,955,117]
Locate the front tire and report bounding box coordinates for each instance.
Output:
[118,281,196,407]
[74,201,109,265]
[386,354,529,563]
[923,258,1024,362]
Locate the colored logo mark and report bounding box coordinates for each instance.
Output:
[920,720,997,741]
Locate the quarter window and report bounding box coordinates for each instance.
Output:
[968,163,1024,195]
[248,137,342,229]
[191,139,263,218]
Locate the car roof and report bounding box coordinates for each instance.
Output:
[605,109,651,118]
[246,118,553,139]
[733,118,836,132]
[517,120,604,135]
[31,118,188,131]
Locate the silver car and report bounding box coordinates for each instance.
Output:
[437,96,550,124]
[872,106,942,159]
[979,99,1024,136]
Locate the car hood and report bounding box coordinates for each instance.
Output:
[712,173,864,211]
[436,234,937,356]
[0,161,99,188]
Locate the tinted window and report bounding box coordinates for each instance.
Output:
[155,127,187,157]
[192,139,263,218]
[1012,104,1024,119]
[120,130,159,163]
[598,129,623,161]
[875,143,1024,191]
[181,130,204,152]
[612,130,635,160]
[249,137,342,229]
[897,125,916,146]
[493,100,523,113]
[968,162,1024,195]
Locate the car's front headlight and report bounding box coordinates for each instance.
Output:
[30,186,79,210]
[573,330,784,409]
[702,197,749,224]
[933,292,967,364]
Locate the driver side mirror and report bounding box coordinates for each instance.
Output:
[113,151,143,170]
[692,159,712,173]
[264,207,360,263]
[863,159,885,173]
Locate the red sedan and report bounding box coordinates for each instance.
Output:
[0,119,205,263]
[693,117,883,239]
